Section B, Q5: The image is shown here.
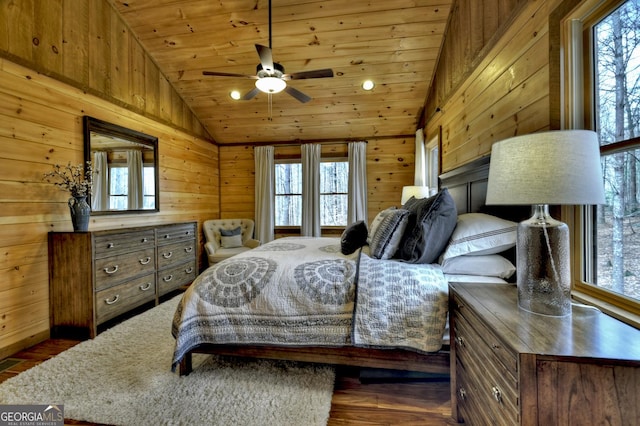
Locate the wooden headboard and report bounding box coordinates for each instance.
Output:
[439,156,529,222]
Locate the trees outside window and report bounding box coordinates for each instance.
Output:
[274,160,348,227]
[583,0,640,308]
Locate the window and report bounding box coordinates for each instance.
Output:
[275,162,302,226]
[274,159,348,227]
[569,0,640,317]
[426,132,440,195]
[320,161,348,226]
[108,164,155,210]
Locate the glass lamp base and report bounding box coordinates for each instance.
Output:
[517,205,571,317]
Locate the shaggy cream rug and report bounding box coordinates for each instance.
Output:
[0,295,335,425]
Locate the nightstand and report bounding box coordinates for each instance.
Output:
[449,281,640,425]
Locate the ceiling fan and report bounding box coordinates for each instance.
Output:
[202,0,333,103]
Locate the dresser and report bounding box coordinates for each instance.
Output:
[449,282,640,425]
[48,222,197,338]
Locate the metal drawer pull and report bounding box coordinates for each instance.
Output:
[164,234,170,239]
[105,295,119,305]
[163,275,173,282]
[491,386,502,403]
[107,242,115,248]
[185,267,193,273]
[185,246,193,253]
[163,251,173,259]
[455,336,465,347]
[139,257,151,265]
[141,237,148,243]
[139,282,152,291]
[104,265,119,274]
[458,388,466,400]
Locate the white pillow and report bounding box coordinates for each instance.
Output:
[441,254,515,279]
[440,213,517,260]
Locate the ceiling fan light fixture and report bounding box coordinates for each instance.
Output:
[255,77,286,94]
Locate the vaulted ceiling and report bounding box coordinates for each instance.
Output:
[110,0,453,145]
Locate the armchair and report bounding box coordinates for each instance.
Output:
[203,219,261,265]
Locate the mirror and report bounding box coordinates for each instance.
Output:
[83,116,159,215]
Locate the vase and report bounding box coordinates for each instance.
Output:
[68,196,91,232]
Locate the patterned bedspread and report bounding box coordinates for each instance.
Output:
[171,237,448,370]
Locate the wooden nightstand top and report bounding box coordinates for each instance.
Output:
[449,281,640,363]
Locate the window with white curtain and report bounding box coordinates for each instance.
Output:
[426,133,440,194]
[108,164,155,210]
[274,159,348,227]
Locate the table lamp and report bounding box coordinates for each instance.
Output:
[401,185,430,205]
[485,130,605,317]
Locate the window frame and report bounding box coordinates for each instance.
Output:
[319,158,349,228]
[273,157,349,229]
[563,0,640,325]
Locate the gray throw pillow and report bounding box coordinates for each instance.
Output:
[369,209,410,259]
[396,188,457,264]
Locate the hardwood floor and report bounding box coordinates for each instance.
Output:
[1,339,456,425]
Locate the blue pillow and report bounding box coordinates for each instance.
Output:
[220,226,241,237]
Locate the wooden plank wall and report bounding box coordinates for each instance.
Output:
[0,0,208,141]
[0,0,220,360]
[219,137,415,228]
[426,0,565,172]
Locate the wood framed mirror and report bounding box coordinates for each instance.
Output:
[83,116,159,215]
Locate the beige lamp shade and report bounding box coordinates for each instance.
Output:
[486,130,605,206]
[401,185,430,205]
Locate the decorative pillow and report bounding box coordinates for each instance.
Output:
[440,213,517,261]
[441,254,516,279]
[396,188,458,264]
[341,220,369,255]
[369,209,411,259]
[367,207,397,244]
[220,226,243,248]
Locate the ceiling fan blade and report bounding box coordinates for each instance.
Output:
[202,71,258,79]
[255,44,275,73]
[285,69,334,80]
[285,86,311,103]
[241,87,261,100]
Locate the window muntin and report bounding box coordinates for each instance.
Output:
[579,0,640,310]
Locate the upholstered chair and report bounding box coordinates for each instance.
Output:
[203,219,261,265]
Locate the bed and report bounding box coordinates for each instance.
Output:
[172,157,525,375]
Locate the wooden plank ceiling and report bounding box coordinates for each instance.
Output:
[109,0,453,145]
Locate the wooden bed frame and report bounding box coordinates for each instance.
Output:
[178,156,508,376]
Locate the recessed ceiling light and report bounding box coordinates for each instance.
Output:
[230,90,241,100]
[362,80,375,91]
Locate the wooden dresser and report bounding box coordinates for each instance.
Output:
[449,282,640,425]
[48,222,197,338]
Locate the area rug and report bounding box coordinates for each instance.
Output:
[0,295,335,426]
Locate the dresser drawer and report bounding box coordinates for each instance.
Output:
[157,260,196,295]
[455,359,496,426]
[452,293,518,375]
[94,230,155,258]
[157,240,196,270]
[455,315,518,424]
[95,273,156,323]
[94,248,156,290]
[156,223,196,245]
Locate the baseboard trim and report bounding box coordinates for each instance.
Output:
[0,330,50,360]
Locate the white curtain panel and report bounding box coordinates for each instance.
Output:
[254,145,275,243]
[414,128,427,186]
[347,141,368,224]
[301,144,321,237]
[127,150,144,210]
[92,151,109,210]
